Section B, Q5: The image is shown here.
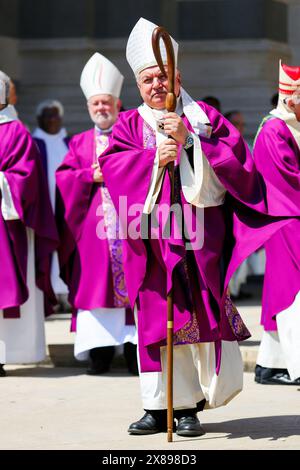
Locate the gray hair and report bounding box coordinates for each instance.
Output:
[36,99,64,118]
[283,91,300,107]
[0,70,11,103]
[291,91,300,105]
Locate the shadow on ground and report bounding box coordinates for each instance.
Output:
[2,366,137,379]
[201,415,300,441]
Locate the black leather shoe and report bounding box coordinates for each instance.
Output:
[255,365,283,383]
[176,414,205,437]
[0,364,6,377]
[128,411,175,435]
[255,366,300,385]
[266,372,300,385]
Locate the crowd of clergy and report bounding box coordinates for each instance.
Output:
[0,17,299,437]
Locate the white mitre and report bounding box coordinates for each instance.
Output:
[0,70,10,83]
[279,59,300,99]
[126,17,179,77]
[80,52,124,100]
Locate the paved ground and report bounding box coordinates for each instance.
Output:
[1,367,299,450]
[2,280,299,450]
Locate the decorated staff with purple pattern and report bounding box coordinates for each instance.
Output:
[254,61,300,386]
[56,53,137,375]
[0,71,58,377]
[99,18,290,438]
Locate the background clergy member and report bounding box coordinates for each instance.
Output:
[33,99,70,311]
[56,53,137,375]
[254,61,300,386]
[0,71,58,377]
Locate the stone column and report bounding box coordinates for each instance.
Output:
[0,0,19,79]
[288,0,300,64]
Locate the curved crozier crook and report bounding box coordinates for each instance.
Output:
[151,26,176,112]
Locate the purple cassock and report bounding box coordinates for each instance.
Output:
[99,102,290,373]
[253,117,300,331]
[0,120,58,317]
[55,128,132,330]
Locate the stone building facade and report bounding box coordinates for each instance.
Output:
[0,0,300,138]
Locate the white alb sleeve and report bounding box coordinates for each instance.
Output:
[0,171,20,220]
[180,134,226,208]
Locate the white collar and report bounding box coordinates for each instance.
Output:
[270,100,300,149]
[95,124,113,135]
[138,87,212,138]
[32,127,67,140]
[0,105,18,125]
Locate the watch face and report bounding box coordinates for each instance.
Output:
[185,134,194,148]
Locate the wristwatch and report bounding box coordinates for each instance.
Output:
[184,132,194,150]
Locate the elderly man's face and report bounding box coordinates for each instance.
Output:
[137,66,181,110]
[87,94,120,130]
[38,107,62,135]
[288,97,300,122]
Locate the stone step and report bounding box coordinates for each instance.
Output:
[44,342,258,371]
[42,282,263,372]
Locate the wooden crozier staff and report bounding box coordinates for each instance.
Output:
[152,26,176,443]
